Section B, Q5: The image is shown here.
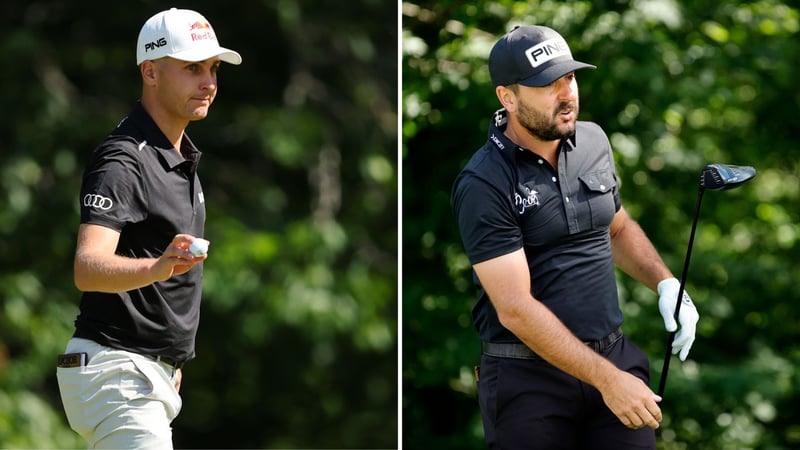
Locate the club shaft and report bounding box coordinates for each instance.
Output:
[657,188,704,398]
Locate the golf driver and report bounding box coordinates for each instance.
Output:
[656,163,756,397]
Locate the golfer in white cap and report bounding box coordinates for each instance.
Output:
[56,9,240,449]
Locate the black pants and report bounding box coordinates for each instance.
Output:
[476,335,656,450]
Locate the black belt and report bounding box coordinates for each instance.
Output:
[481,327,623,360]
[152,355,186,370]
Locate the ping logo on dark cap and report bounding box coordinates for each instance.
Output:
[489,25,596,87]
[525,37,571,68]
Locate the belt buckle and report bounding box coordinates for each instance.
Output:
[57,352,88,368]
[155,355,184,370]
[589,328,622,353]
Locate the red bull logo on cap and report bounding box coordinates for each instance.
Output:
[190,20,212,31]
[188,20,217,42]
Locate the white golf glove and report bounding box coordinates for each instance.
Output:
[657,277,699,361]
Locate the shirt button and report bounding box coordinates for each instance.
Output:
[538,159,544,164]
[600,184,606,190]
[551,176,557,182]
[565,197,570,203]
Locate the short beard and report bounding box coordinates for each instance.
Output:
[518,100,578,141]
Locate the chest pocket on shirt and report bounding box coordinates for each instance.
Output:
[578,170,617,230]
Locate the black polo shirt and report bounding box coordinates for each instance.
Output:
[74,101,206,362]
[452,109,623,343]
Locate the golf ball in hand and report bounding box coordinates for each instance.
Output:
[189,238,209,256]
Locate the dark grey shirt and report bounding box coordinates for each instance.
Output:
[452,109,623,342]
[74,101,206,362]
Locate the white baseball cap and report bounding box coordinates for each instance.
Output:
[136,8,242,66]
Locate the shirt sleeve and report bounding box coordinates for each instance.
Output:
[80,142,148,231]
[452,173,523,265]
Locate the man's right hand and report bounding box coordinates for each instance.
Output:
[598,370,662,429]
[151,234,207,281]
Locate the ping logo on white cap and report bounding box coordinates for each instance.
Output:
[144,37,168,53]
[524,37,572,68]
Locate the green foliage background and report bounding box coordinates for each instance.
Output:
[403,0,800,449]
[0,0,397,448]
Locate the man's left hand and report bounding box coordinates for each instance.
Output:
[657,277,699,361]
[175,368,182,393]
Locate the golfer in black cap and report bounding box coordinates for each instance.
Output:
[452,25,699,449]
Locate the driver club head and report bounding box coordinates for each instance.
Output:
[700,164,756,191]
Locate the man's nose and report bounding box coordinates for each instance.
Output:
[557,77,576,98]
[200,70,216,90]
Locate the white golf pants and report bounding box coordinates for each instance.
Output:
[56,338,182,449]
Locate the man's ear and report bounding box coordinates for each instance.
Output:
[140,61,157,85]
[495,85,517,112]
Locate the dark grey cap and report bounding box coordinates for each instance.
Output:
[489,25,596,87]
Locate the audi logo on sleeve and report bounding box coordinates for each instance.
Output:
[83,194,114,210]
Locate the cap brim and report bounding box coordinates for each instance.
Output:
[168,47,242,65]
[518,60,595,87]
